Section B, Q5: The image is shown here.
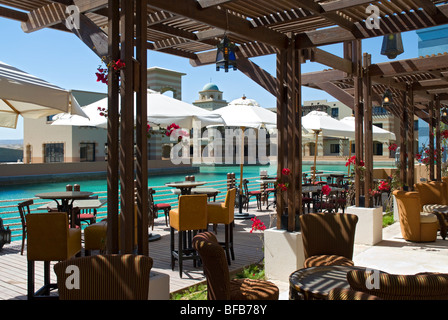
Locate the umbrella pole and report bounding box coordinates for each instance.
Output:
[312,130,320,183]
[235,126,254,219]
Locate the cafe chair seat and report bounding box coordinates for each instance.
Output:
[169,194,208,278]
[299,213,358,268]
[242,179,261,211]
[149,188,170,228]
[54,254,153,300]
[27,212,81,300]
[193,231,279,300]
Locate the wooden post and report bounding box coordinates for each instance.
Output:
[407,84,415,190]
[276,50,287,230]
[400,92,407,188]
[352,40,363,206]
[106,0,120,254]
[119,0,135,253]
[436,95,442,181]
[286,34,302,231]
[429,100,435,181]
[363,53,373,207]
[135,0,149,255]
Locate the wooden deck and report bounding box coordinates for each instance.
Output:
[0,202,276,300]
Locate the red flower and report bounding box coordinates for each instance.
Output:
[282,168,291,176]
[322,185,331,196]
[388,143,397,151]
[113,59,125,70]
[442,130,448,140]
[277,183,288,191]
[250,217,266,233]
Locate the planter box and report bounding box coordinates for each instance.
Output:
[148,271,170,300]
[346,205,383,245]
[264,227,305,283]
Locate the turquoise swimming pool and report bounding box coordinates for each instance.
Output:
[0,163,396,201]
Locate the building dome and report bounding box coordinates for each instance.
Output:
[202,83,220,91]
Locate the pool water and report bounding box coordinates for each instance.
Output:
[0,163,396,201]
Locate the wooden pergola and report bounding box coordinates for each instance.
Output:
[2,0,448,248]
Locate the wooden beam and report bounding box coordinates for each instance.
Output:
[197,0,235,8]
[294,0,361,35]
[236,58,277,96]
[315,82,354,109]
[21,2,69,33]
[190,42,277,67]
[310,48,353,74]
[147,0,288,49]
[295,4,448,48]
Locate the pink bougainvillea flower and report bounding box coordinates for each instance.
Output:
[282,168,291,176]
[250,217,266,233]
[322,185,331,196]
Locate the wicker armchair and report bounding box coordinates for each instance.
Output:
[393,190,439,242]
[299,213,358,268]
[346,269,448,300]
[54,254,153,300]
[192,231,279,300]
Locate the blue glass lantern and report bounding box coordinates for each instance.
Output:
[216,35,237,72]
[381,33,404,59]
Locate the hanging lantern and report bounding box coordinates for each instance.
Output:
[381,33,404,59]
[382,89,393,107]
[216,35,237,72]
[442,107,448,122]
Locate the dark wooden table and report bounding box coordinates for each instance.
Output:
[289,265,366,300]
[165,181,207,195]
[35,191,93,227]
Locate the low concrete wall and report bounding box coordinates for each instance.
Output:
[0,160,199,184]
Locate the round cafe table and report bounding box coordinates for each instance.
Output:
[35,191,93,227]
[165,181,207,195]
[289,265,366,300]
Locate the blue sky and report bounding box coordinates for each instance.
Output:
[0,17,419,140]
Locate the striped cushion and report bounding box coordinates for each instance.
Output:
[422,204,448,213]
[328,288,381,300]
[347,270,448,300]
[304,255,354,268]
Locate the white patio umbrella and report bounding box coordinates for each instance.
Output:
[301,110,356,181]
[0,61,87,128]
[340,116,396,142]
[340,115,396,175]
[52,89,225,129]
[209,96,278,218]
